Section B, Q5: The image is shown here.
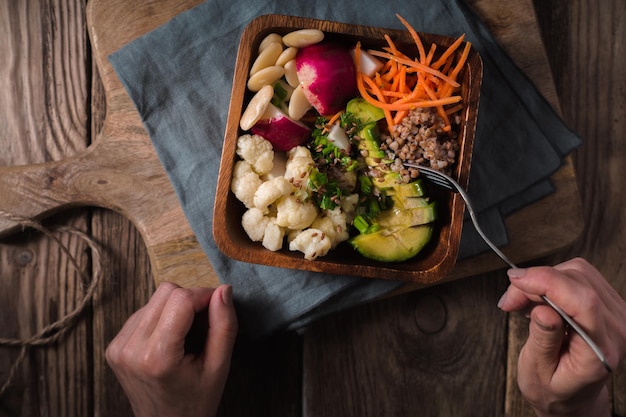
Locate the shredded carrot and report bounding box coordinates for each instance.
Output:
[359,73,462,111]
[425,43,437,66]
[395,14,426,64]
[384,34,401,56]
[445,103,464,115]
[367,49,460,88]
[327,110,343,126]
[353,15,472,134]
[432,34,465,70]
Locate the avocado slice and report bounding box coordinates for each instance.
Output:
[386,180,426,197]
[357,123,385,160]
[373,171,403,189]
[350,225,434,262]
[346,97,385,125]
[376,202,437,227]
[392,195,430,209]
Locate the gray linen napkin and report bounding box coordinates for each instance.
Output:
[109,0,582,337]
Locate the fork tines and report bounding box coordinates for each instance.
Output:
[403,163,457,192]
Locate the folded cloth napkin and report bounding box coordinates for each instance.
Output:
[109,0,582,337]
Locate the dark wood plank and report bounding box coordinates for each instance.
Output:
[0,1,93,416]
[531,1,626,415]
[87,57,156,417]
[90,208,155,417]
[218,333,302,417]
[303,273,509,416]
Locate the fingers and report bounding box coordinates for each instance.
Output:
[498,259,626,370]
[204,285,238,373]
[499,266,601,331]
[555,258,626,314]
[519,304,567,377]
[107,283,215,367]
[152,286,215,360]
[106,282,180,367]
[501,266,605,339]
[107,281,238,383]
[134,282,181,337]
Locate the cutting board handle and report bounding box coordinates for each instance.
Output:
[0,146,109,235]
[0,0,218,288]
[0,136,219,288]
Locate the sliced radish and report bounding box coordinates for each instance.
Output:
[251,104,311,151]
[296,42,357,115]
[326,122,351,153]
[350,48,384,77]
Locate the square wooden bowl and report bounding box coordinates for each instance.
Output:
[214,14,482,284]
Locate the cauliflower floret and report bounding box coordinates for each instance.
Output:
[276,195,318,230]
[231,160,263,208]
[262,217,286,251]
[241,208,270,242]
[289,228,332,260]
[242,208,285,251]
[262,151,288,181]
[253,176,294,213]
[341,193,359,213]
[340,193,360,223]
[286,229,301,244]
[284,146,314,188]
[311,207,349,248]
[236,134,274,175]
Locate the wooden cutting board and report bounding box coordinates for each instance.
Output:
[0,0,582,289]
[0,0,217,288]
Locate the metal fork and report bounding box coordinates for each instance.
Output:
[404,163,612,373]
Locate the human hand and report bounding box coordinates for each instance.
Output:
[497,257,626,417]
[106,282,238,417]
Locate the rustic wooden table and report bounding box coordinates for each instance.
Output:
[1,1,624,416]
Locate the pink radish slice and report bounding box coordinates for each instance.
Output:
[251,104,311,151]
[326,122,351,153]
[296,42,358,115]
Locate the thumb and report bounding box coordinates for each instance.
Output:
[204,285,238,373]
[521,304,567,376]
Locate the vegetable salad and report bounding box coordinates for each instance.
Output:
[231,15,469,261]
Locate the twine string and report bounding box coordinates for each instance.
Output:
[0,210,103,397]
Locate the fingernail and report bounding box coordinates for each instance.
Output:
[497,291,508,309]
[221,285,233,306]
[507,268,527,279]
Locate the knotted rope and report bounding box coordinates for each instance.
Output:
[0,210,103,397]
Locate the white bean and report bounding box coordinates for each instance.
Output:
[282,29,324,48]
[239,84,274,131]
[275,46,298,67]
[258,33,283,53]
[247,66,284,92]
[283,59,300,88]
[250,42,283,76]
[288,85,312,120]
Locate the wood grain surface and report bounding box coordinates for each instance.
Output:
[0,0,218,290]
[0,0,624,416]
